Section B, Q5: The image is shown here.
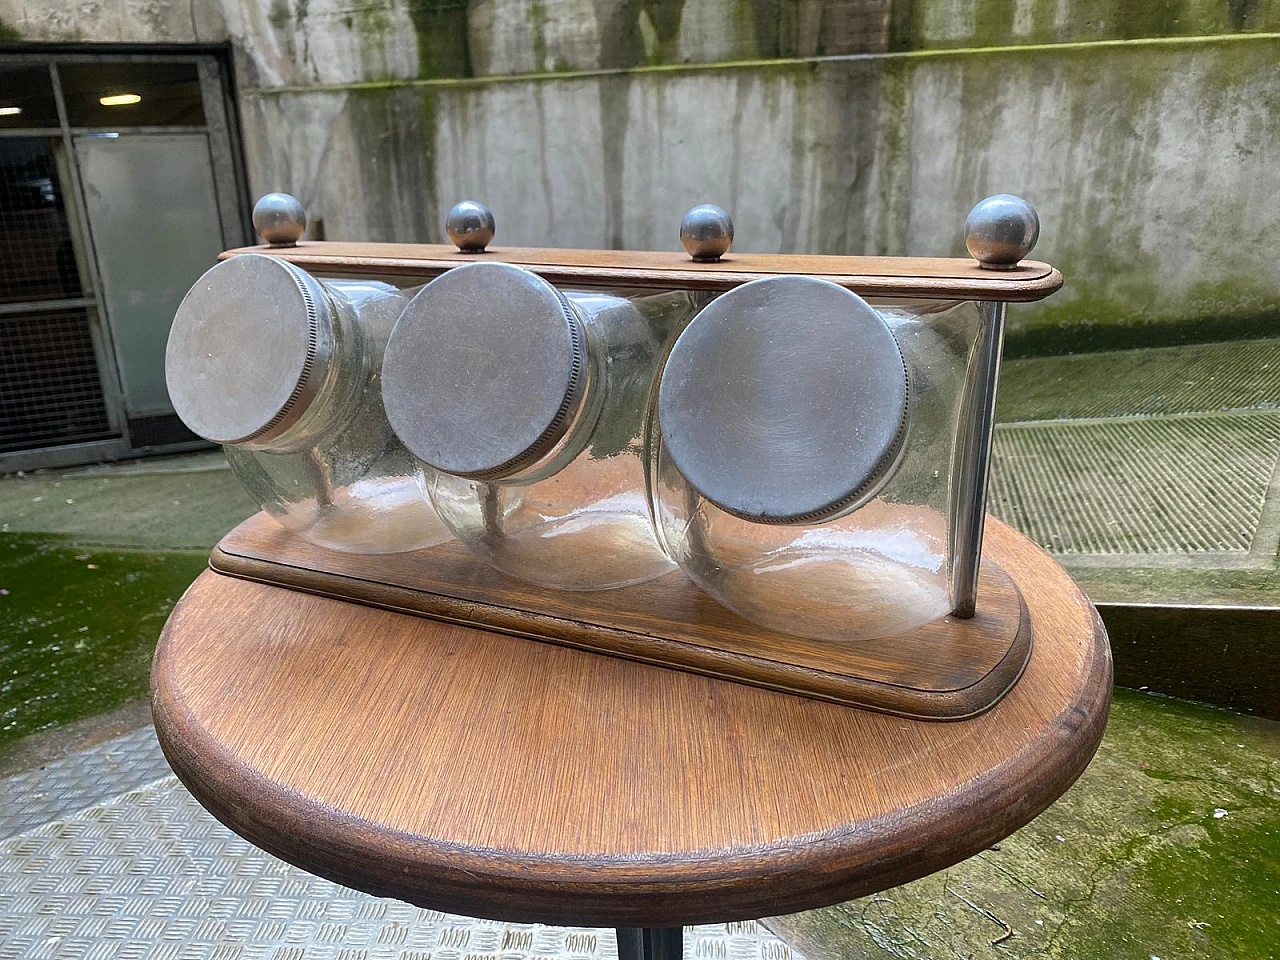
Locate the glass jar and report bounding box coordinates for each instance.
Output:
[165,253,451,554]
[650,276,979,641]
[382,261,697,590]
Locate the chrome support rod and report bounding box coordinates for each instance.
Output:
[950,300,1007,619]
[616,928,685,960]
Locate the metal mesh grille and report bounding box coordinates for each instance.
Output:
[0,138,83,305]
[127,414,200,449]
[0,308,114,453]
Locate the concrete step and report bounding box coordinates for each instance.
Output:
[991,338,1280,717]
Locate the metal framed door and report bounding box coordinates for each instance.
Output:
[0,51,250,472]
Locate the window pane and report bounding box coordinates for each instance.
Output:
[0,137,84,303]
[0,64,60,129]
[58,62,206,128]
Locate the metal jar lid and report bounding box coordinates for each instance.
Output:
[381,262,588,480]
[657,276,909,524]
[165,254,334,446]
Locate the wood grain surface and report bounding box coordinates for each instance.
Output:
[151,518,1111,927]
[219,242,1064,302]
[212,513,1031,720]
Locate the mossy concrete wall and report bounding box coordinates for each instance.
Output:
[2,1,1278,352]
[11,1,1275,75]
[241,35,1280,352]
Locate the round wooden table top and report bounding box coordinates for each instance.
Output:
[151,519,1111,927]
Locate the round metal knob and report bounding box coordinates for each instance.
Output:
[446,200,496,253]
[165,254,334,445]
[680,204,734,262]
[252,193,307,247]
[382,262,587,480]
[964,194,1040,270]
[658,276,908,524]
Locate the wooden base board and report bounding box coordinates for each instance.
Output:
[212,513,1032,720]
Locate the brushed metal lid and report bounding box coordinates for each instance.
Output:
[165,254,334,445]
[381,262,588,480]
[658,276,908,524]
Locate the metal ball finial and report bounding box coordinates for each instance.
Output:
[680,204,734,262]
[252,193,307,247]
[446,200,496,253]
[964,194,1040,270]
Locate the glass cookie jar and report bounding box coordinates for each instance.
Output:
[165,253,451,554]
[650,275,984,642]
[381,261,697,590]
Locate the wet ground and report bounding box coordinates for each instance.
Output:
[768,688,1280,960]
[1,338,1278,957]
[0,453,255,754]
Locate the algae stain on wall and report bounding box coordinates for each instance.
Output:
[591,0,685,68]
[408,0,474,78]
[598,75,631,249]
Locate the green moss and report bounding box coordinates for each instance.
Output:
[267,0,291,30]
[0,17,21,42]
[1114,0,1188,39]
[529,2,547,70]
[768,688,1280,959]
[242,33,1279,96]
[1007,278,1280,358]
[746,0,780,57]
[407,0,473,79]
[907,0,1280,50]
[0,536,207,753]
[887,0,920,53]
[969,0,1018,46]
[642,0,687,65]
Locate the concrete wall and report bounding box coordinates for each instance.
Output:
[3,0,1278,352]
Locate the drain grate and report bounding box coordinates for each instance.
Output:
[989,413,1280,555]
[997,338,1280,424]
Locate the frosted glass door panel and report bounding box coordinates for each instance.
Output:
[76,133,225,417]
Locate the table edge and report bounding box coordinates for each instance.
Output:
[150,524,1111,926]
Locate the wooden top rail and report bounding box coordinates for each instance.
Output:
[221,241,1063,302]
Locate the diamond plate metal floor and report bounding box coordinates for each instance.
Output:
[0,727,799,960]
[0,726,170,841]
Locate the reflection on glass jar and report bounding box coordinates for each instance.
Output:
[383,262,696,590]
[651,276,979,641]
[165,254,451,554]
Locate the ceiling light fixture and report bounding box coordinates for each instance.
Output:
[99,93,141,106]
[0,106,22,116]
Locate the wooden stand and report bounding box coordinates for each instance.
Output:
[151,517,1111,931]
[212,513,1032,720]
[221,241,1063,300]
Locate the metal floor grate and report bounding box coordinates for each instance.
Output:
[989,412,1280,556]
[997,338,1280,424]
[0,729,798,960]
